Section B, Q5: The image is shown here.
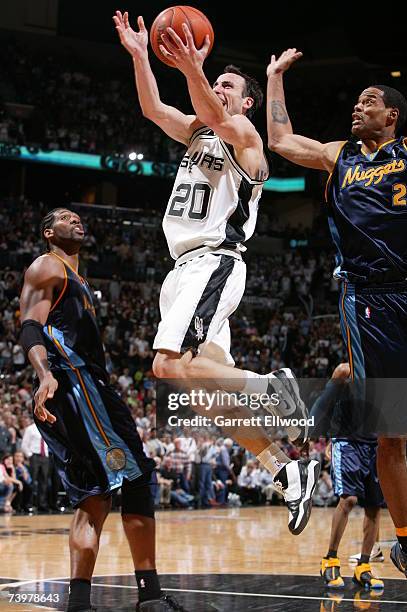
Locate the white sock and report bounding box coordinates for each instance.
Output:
[257,443,291,478]
[242,371,269,395]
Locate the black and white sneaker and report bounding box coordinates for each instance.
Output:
[136,594,188,611]
[266,368,309,446]
[390,542,407,577]
[272,459,320,535]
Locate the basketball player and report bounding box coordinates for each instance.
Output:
[19,209,185,611]
[113,11,321,535]
[316,364,384,590]
[266,48,407,575]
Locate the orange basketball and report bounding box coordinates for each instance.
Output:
[150,6,214,67]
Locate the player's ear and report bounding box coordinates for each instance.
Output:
[387,107,399,126]
[44,228,54,240]
[244,96,254,113]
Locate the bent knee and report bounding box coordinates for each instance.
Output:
[339,495,358,512]
[153,351,183,379]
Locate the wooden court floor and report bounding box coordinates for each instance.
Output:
[0,506,406,611]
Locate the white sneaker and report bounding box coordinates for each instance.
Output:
[265,368,309,446]
[272,459,320,535]
[348,543,385,564]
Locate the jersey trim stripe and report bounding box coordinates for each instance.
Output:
[360,138,397,157]
[219,139,268,185]
[325,141,347,202]
[180,255,236,352]
[50,251,85,283]
[340,283,354,381]
[47,325,111,446]
[189,125,214,146]
[49,261,68,313]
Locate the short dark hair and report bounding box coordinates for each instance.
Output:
[371,84,407,136]
[40,208,68,251]
[223,64,263,118]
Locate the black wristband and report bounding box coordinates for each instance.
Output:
[20,319,46,356]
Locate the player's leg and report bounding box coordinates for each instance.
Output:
[361,507,380,560]
[320,495,356,588]
[121,478,185,611]
[353,506,383,589]
[153,254,308,445]
[378,437,407,576]
[67,494,111,612]
[321,439,363,588]
[344,286,407,576]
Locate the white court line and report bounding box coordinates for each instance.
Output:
[42,581,407,605]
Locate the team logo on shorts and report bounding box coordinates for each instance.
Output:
[194,316,204,341]
[365,306,371,319]
[106,447,126,471]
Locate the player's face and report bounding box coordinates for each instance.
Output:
[351,88,390,138]
[213,73,252,116]
[51,210,85,244]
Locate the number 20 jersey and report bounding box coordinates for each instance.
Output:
[325,136,407,283]
[162,126,269,260]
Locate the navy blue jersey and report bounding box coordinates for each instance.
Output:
[43,253,106,375]
[326,136,407,283]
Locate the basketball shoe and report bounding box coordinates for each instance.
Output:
[137,594,188,610]
[352,563,384,590]
[272,458,320,535]
[320,557,344,588]
[265,368,309,446]
[390,542,407,577]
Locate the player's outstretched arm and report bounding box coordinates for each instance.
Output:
[20,257,61,423]
[161,24,260,150]
[113,11,199,145]
[267,49,344,173]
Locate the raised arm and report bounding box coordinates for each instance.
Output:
[266,49,344,173]
[19,256,62,423]
[160,24,262,153]
[113,11,200,145]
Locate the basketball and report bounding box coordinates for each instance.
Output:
[150,6,214,67]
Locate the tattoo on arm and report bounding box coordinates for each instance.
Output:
[270,100,289,124]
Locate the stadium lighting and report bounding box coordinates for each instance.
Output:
[391,71,401,78]
[137,153,144,160]
[128,152,137,160]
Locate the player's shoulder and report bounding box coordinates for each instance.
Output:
[24,253,64,284]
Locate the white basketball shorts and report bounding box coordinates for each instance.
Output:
[153,252,246,365]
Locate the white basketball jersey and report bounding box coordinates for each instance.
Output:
[162,126,269,260]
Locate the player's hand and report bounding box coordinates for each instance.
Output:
[267,48,303,77]
[34,372,58,424]
[113,11,148,58]
[331,363,351,381]
[160,23,210,74]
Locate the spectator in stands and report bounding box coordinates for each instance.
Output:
[215,438,235,504]
[168,438,192,493]
[13,450,33,513]
[238,460,262,505]
[1,453,22,512]
[0,458,14,513]
[21,422,49,512]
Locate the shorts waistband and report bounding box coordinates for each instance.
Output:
[175,245,243,267]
